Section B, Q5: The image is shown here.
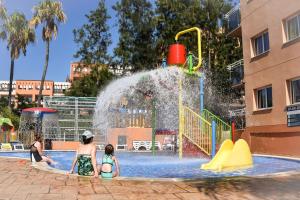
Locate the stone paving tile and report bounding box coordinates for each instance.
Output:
[77,194,114,200]
[25,193,63,200]
[119,193,180,200]
[150,184,188,193]
[106,185,156,194]
[78,185,95,195]
[16,185,50,195]
[50,185,78,194]
[175,192,212,200]
[10,193,29,200]
[92,184,109,194]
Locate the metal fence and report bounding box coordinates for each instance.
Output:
[43,96,105,144]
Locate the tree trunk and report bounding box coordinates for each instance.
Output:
[8,59,15,108]
[37,39,50,106]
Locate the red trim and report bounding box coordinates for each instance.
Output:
[22,107,57,113]
[155,129,177,135]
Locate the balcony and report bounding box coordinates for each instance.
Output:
[225,4,241,37]
[227,59,244,87]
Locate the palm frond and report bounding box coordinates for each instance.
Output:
[4,12,35,59]
[31,0,66,41]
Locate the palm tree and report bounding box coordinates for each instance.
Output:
[3,12,35,108]
[30,0,66,106]
[0,1,7,46]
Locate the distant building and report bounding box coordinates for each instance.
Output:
[69,62,92,82]
[0,81,16,100]
[69,62,133,82]
[0,62,132,104]
[0,80,70,103]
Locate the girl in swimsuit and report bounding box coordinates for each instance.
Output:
[30,134,55,164]
[98,144,120,179]
[69,130,98,177]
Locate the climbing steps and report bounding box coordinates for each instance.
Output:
[180,106,232,157]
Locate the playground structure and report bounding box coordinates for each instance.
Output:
[18,107,61,148]
[164,27,232,159]
[201,139,253,171]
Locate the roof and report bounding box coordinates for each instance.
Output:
[22,107,57,113]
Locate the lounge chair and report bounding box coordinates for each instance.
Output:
[0,143,12,151]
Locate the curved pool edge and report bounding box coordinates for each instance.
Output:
[1,153,300,182]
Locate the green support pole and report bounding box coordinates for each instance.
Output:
[151,99,156,155]
[188,52,193,74]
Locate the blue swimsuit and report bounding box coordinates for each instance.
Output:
[101,154,114,179]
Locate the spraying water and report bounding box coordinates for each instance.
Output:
[93,67,204,142]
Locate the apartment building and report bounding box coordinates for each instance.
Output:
[0,80,70,103]
[69,62,133,82]
[226,0,300,156]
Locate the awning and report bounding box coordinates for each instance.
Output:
[0,117,14,127]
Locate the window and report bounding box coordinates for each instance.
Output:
[291,78,300,104]
[288,114,300,127]
[253,31,269,56]
[257,86,272,109]
[286,14,300,42]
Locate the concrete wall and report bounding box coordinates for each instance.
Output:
[107,128,166,150]
[52,141,80,150]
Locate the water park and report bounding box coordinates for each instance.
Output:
[1,25,300,197]
[1,0,300,199]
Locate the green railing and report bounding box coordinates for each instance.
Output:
[202,109,232,145]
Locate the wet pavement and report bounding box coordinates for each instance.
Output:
[0,157,299,200]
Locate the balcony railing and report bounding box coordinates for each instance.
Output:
[225,4,241,34]
[229,108,245,117]
[227,59,244,86]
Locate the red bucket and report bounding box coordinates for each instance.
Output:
[167,44,186,65]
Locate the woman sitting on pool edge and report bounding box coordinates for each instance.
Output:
[30,133,56,165]
[98,144,120,179]
[69,130,98,177]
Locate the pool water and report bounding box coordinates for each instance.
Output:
[1,151,300,179]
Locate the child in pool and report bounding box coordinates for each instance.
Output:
[98,144,120,179]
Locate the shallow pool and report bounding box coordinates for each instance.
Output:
[1,151,300,179]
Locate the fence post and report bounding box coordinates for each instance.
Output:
[212,120,216,158]
[151,99,156,155]
[178,78,183,159]
[200,75,204,114]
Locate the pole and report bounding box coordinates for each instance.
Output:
[187,52,193,74]
[212,120,216,158]
[200,75,204,114]
[231,121,235,143]
[178,77,183,159]
[151,99,156,155]
[162,58,167,68]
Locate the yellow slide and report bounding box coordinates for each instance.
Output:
[201,139,253,171]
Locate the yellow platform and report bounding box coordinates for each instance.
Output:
[201,139,253,171]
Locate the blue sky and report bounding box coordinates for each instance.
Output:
[0,0,119,82]
[0,0,238,82]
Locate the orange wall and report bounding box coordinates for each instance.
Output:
[52,141,80,150]
[107,128,165,150]
[16,80,54,101]
[69,62,91,82]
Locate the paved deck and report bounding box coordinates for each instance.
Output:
[0,157,300,200]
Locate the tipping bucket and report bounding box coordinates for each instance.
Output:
[167,44,186,65]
